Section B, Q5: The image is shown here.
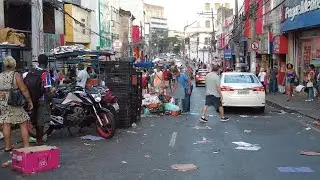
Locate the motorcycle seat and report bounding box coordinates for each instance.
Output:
[53,98,64,104]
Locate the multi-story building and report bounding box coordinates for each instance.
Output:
[186,0,235,63]
[144,3,168,55]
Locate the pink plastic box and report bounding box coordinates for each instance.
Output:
[12,145,60,174]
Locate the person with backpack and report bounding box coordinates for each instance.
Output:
[23,54,53,145]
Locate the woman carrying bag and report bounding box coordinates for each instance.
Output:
[0,56,33,153]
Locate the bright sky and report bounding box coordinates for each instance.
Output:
[144,0,244,31]
[144,0,200,31]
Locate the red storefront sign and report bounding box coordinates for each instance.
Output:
[273,35,288,54]
[132,26,141,45]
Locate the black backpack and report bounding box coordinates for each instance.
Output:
[24,69,45,104]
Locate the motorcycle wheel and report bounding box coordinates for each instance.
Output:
[96,111,116,139]
[27,121,53,138]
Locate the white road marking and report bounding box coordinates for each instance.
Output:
[169,132,178,147]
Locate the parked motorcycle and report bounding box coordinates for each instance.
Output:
[97,86,120,128]
[28,86,116,139]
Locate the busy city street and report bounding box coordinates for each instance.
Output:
[1,85,320,180]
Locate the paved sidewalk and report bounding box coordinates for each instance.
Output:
[266,93,320,121]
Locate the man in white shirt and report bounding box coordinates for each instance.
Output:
[76,63,89,88]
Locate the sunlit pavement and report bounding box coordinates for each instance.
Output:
[1,85,320,180]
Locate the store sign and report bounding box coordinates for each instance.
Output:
[224,48,232,59]
[285,0,320,20]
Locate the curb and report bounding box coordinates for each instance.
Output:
[266,100,318,121]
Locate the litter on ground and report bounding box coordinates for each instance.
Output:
[152,169,166,172]
[240,115,249,118]
[121,161,128,164]
[305,127,312,131]
[193,137,212,145]
[244,130,252,133]
[192,125,212,130]
[80,135,104,141]
[132,122,137,128]
[126,131,138,134]
[300,151,320,156]
[277,167,314,173]
[232,141,261,151]
[171,164,198,172]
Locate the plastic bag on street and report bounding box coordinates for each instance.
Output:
[165,103,180,111]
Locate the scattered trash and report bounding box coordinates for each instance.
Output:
[208,114,216,117]
[116,140,119,143]
[291,113,295,115]
[141,142,145,145]
[278,110,286,114]
[126,131,138,134]
[121,161,128,164]
[297,132,301,135]
[300,151,320,156]
[1,160,12,168]
[132,122,137,128]
[313,121,320,126]
[80,135,104,141]
[168,153,172,156]
[143,134,147,136]
[244,130,252,133]
[171,164,198,172]
[144,154,151,158]
[84,143,94,146]
[192,125,212,130]
[240,115,249,118]
[277,167,314,173]
[29,135,47,143]
[305,127,312,131]
[298,116,302,118]
[193,137,211,145]
[225,132,229,134]
[232,141,261,151]
[213,151,219,154]
[152,169,166,172]
[150,124,155,127]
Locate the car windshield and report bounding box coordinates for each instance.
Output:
[198,72,208,76]
[224,74,259,83]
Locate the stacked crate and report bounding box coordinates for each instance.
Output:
[104,61,142,128]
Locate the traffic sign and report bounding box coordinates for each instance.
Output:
[251,41,259,51]
[113,40,122,49]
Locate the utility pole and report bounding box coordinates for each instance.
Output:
[211,8,215,64]
[249,0,257,74]
[0,0,4,28]
[31,0,44,63]
[196,35,199,59]
[234,0,241,71]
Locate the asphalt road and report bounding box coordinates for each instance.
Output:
[1,85,320,180]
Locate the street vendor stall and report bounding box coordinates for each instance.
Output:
[48,45,115,87]
[0,45,29,73]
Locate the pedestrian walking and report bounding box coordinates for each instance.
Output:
[0,56,33,152]
[269,67,278,94]
[283,63,296,101]
[23,54,53,145]
[200,65,229,122]
[258,68,267,94]
[172,68,193,112]
[306,64,316,101]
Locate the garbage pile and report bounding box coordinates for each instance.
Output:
[142,93,180,116]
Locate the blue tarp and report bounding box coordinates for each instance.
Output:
[135,61,154,67]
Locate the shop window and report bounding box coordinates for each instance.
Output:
[205,20,210,28]
[205,3,210,11]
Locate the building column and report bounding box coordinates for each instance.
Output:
[31,0,44,62]
[0,0,4,28]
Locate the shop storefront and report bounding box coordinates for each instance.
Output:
[273,35,288,84]
[281,0,320,81]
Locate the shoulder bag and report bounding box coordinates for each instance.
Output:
[7,72,26,106]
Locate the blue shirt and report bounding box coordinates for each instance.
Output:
[175,73,189,89]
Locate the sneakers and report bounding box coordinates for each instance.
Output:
[200,117,208,123]
[220,117,230,122]
[200,116,229,122]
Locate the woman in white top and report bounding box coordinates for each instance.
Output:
[258,68,267,93]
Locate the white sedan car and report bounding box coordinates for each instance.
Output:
[220,72,266,113]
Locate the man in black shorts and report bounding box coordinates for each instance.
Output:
[200,64,229,122]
